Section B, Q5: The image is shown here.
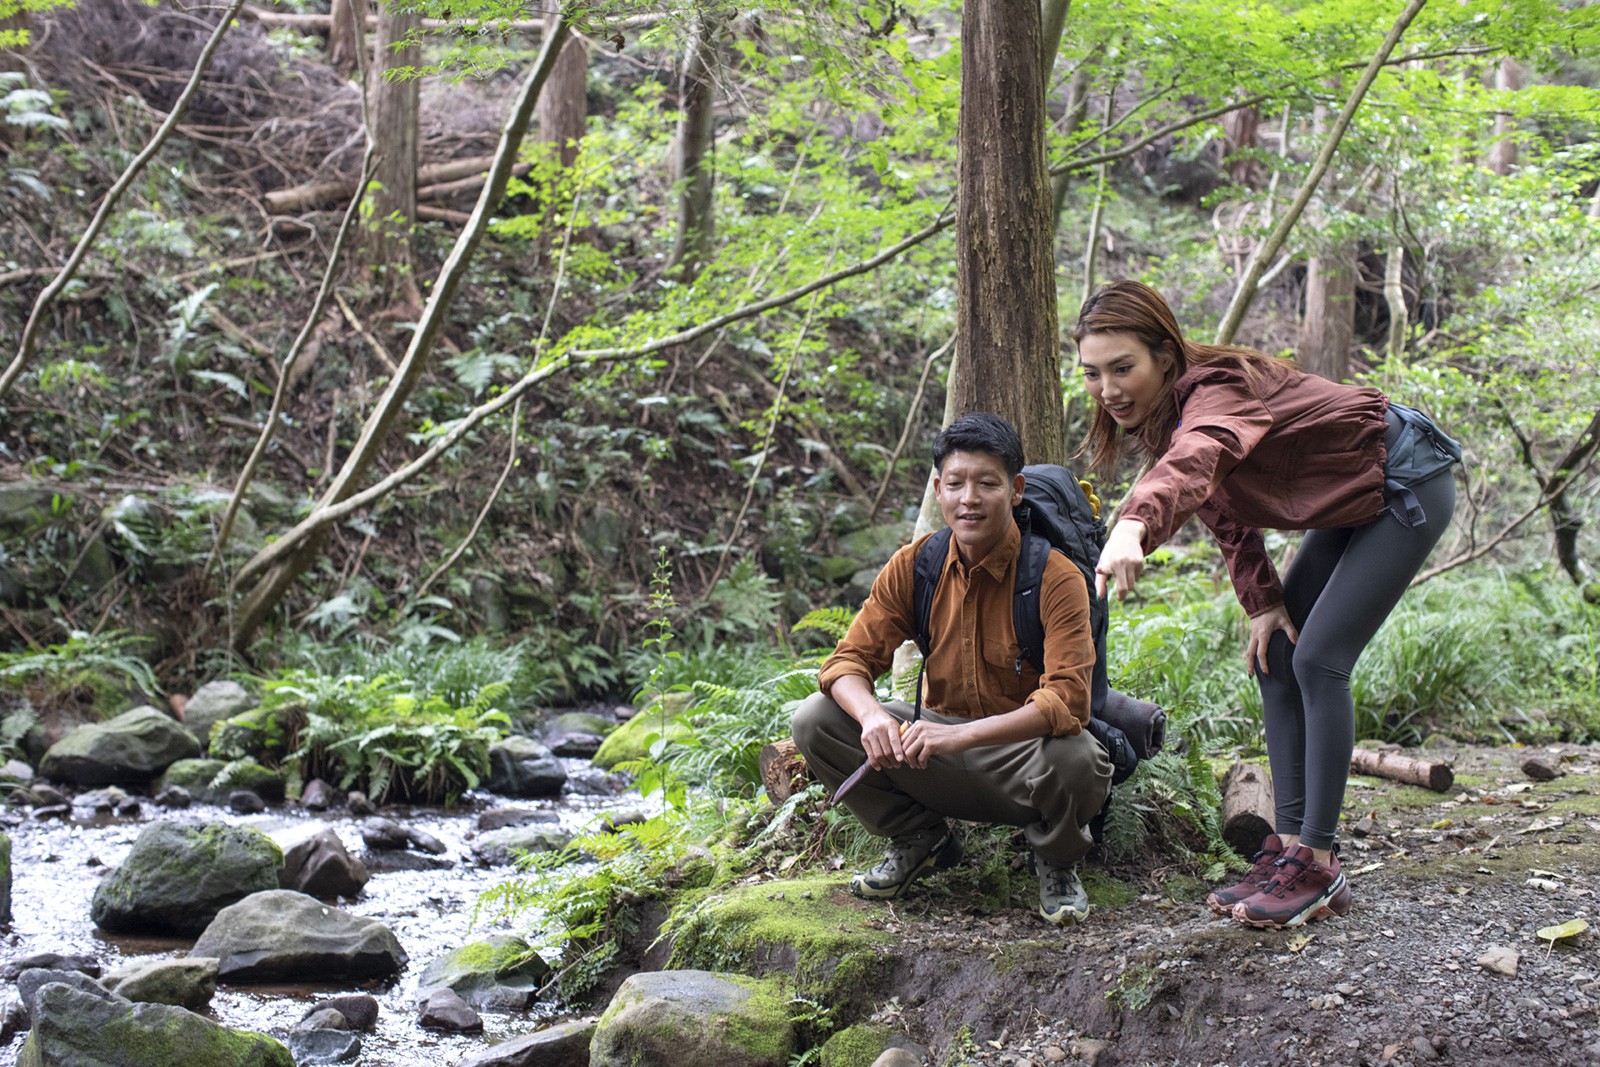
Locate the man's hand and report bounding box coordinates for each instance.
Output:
[1095,519,1148,601]
[900,718,965,769]
[860,707,909,769]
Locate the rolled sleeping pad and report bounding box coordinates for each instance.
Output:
[1099,689,1166,761]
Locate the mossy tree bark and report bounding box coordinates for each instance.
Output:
[951,0,1063,466]
[328,0,368,76]
[536,11,586,170]
[1297,250,1355,382]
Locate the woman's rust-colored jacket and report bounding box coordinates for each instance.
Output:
[1117,362,1390,616]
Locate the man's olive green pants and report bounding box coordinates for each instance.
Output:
[791,693,1113,866]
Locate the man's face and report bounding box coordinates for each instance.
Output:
[935,449,1025,565]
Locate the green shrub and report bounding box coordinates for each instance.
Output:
[0,629,160,719]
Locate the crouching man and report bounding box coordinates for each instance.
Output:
[792,413,1112,925]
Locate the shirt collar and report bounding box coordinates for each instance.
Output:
[942,519,1021,581]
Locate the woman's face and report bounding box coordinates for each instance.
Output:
[1078,332,1172,430]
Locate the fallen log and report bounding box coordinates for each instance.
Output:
[759,738,811,804]
[263,157,529,215]
[1349,747,1454,792]
[1220,761,1275,858]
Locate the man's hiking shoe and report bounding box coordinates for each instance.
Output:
[1035,855,1090,925]
[849,825,962,900]
[1206,833,1285,916]
[1232,843,1352,929]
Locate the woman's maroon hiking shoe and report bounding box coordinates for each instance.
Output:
[1232,843,1353,929]
[1206,833,1285,916]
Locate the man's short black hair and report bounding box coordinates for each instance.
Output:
[933,412,1025,477]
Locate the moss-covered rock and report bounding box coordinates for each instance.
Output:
[39,706,200,786]
[91,821,283,936]
[819,1023,909,1067]
[206,705,300,764]
[182,681,257,747]
[157,758,227,796]
[0,831,10,925]
[592,697,693,770]
[664,877,893,1019]
[590,970,793,1067]
[418,935,553,1012]
[19,981,292,1067]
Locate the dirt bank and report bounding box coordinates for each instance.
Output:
[810,741,1600,1067]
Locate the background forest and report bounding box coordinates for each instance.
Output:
[1,0,1599,814]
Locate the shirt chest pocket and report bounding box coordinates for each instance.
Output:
[980,633,1031,699]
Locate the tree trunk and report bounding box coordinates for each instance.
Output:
[1384,243,1407,359]
[536,10,586,168]
[1488,57,1520,176]
[1222,104,1265,188]
[328,0,368,76]
[668,16,716,281]
[953,0,1063,465]
[365,1,421,304]
[1297,251,1355,381]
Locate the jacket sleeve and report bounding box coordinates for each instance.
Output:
[817,541,921,698]
[1027,555,1094,736]
[1197,501,1282,616]
[1118,376,1274,548]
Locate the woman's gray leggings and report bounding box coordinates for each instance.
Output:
[1256,470,1456,851]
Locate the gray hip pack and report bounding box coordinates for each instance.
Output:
[1383,402,1462,527]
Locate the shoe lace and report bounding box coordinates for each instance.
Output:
[1261,853,1309,898]
[1041,863,1080,897]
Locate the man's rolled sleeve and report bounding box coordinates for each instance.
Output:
[1028,555,1095,736]
[817,542,920,699]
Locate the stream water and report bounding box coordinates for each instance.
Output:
[0,756,649,1066]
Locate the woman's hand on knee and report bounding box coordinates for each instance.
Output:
[1245,604,1298,675]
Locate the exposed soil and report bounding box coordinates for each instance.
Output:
[833,741,1600,1067]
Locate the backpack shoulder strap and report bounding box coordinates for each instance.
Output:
[1012,522,1051,674]
[912,529,952,659]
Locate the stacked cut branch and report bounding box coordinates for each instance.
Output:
[264,156,531,214]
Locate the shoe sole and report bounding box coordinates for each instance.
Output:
[848,835,962,900]
[1232,875,1352,929]
[1038,904,1090,926]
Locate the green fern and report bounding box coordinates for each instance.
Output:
[791,607,855,642]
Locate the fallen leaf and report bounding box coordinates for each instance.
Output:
[1287,932,1314,953]
[1537,918,1588,948]
[1430,818,1452,830]
[1350,862,1385,876]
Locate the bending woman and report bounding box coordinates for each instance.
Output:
[1075,280,1459,929]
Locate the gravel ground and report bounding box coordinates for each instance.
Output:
[847,741,1600,1067]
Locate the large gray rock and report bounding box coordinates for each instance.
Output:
[100,957,219,1010]
[276,827,370,899]
[91,821,283,936]
[156,757,226,797]
[486,737,568,797]
[456,1018,598,1067]
[39,706,200,786]
[18,980,292,1067]
[182,681,257,747]
[418,987,482,1032]
[417,936,552,1012]
[191,890,407,982]
[471,825,574,867]
[590,970,793,1067]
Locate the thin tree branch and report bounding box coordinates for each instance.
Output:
[414,397,523,602]
[1,0,249,402]
[208,150,377,570]
[871,330,955,519]
[706,237,842,594]
[1214,0,1429,344]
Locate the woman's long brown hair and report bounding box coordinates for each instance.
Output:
[1072,280,1295,475]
